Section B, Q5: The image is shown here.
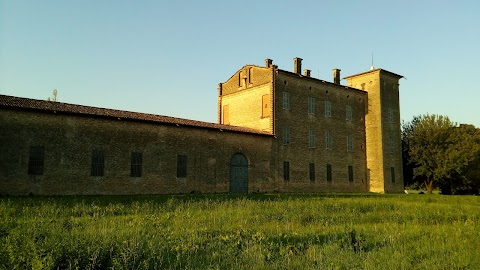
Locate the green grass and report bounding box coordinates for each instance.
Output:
[1,193,479,269]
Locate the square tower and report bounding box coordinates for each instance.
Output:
[344,69,404,193]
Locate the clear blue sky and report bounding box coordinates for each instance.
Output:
[1,0,479,127]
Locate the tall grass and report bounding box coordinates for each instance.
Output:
[0,194,479,269]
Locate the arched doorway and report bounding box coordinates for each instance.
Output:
[230,153,248,194]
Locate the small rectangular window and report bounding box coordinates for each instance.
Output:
[177,154,187,178]
[325,131,332,150]
[130,152,142,177]
[389,136,395,154]
[391,167,395,183]
[309,163,315,182]
[223,105,230,125]
[346,105,353,121]
[326,164,332,182]
[309,129,315,148]
[324,101,332,117]
[283,161,290,181]
[28,146,45,175]
[308,97,315,114]
[262,94,270,118]
[348,165,354,182]
[283,126,290,145]
[283,92,290,110]
[238,71,243,86]
[388,108,394,123]
[91,150,105,177]
[347,135,353,152]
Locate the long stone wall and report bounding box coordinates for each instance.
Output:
[0,108,273,195]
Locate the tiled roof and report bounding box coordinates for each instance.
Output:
[0,95,273,136]
[277,69,367,94]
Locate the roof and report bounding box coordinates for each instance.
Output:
[0,95,273,136]
[276,69,368,94]
[343,68,404,80]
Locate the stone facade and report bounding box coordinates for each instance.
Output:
[0,57,404,195]
[0,100,273,195]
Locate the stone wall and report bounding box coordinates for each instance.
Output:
[0,108,273,195]
[271,71,369,193]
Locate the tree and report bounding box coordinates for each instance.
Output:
[440,125,480,194]
[402,115,480,194]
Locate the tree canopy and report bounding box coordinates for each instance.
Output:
[402,114,480,194]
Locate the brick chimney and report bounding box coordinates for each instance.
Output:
[265,58,273,68]
[293,57,302,74]
[333,68,341,84]
[304,69,311,77]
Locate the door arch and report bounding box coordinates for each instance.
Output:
[230,153,248,194]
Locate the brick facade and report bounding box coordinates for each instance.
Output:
[0,58,404,195]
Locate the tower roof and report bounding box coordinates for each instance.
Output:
[343,68,403,80]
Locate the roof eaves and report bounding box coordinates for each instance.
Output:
[277,69,366,94]
[0,95,273,137]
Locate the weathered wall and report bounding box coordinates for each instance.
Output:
[0,108,273,195]
[345,69,404,193]
[219,65,273,133]
[271,71,369,193]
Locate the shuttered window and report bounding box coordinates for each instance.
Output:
[262,94,270,117]
[308,97,315,114]
[348,166,354,182]
[223,105,230,124]
[177,154,187,178]
[283,161,290,181]
[131,152,142,177]
[28,146,45,175]
[326,164,332,182]
[309,129,315,148]
[91,150,105,177]
[309,163,315,182]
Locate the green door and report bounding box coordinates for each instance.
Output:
[230,153,248,194]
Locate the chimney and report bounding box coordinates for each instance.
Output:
[265,58,273,68]
[293,57,302,74]
[333,68,341,84]
[304,69,311,77]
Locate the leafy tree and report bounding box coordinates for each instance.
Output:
[402,115,480,194]
[440,125,480,194]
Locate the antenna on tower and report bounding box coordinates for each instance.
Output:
[370,52,375,70]
[52,89,58,102]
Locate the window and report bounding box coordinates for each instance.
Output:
[283,92,290,110]
[388,108,394,123]
[91,150,104,177]
[309,163,315,182]
[309,129,315,148]
[326,164,332,182]
[248,67,253,84]
[388,136,395,153]
[262,94,270,118]
[324,100,332,117]
[177,154,187,178]
[390,167,395,183]
[223,105,230,124]
[308,97,315,114]
[283,161,290,181]
[325,131,332,150]
[130,152,142,177]
[348,166,354,182]
[347,135,353,152]
[28,146,45,175]
[346,105,353,121]
[238,71,243,86]
[283,126,290,145]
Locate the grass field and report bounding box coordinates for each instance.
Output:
[1,193,479,269]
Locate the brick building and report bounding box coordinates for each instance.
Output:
[0,57,404,195]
